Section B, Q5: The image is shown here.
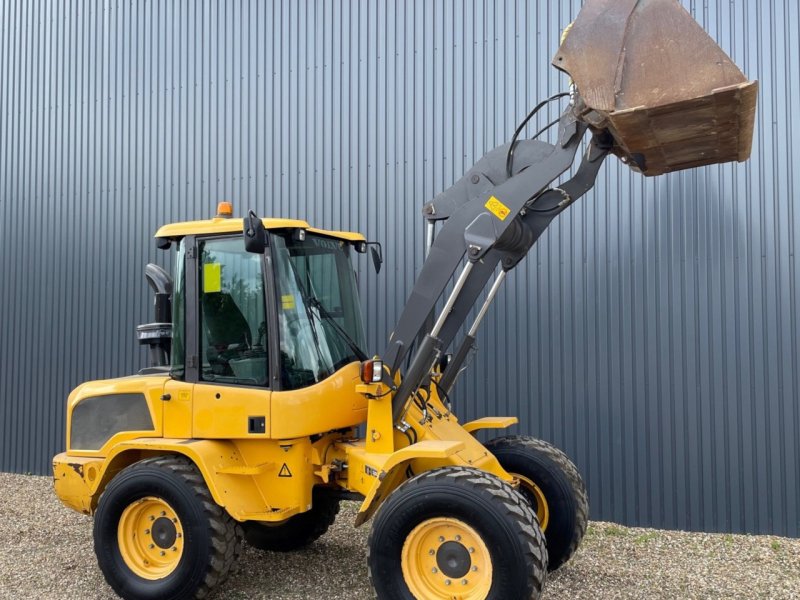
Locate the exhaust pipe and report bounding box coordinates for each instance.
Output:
[136,263,173,368]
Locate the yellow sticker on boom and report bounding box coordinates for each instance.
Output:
[203,263,222,293]
[485,195,511,221]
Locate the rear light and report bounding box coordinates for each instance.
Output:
[360,358,383,383]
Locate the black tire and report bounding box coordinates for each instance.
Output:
[242,489,340,552]
[94,455,242,600]
[485,436,588,571]
[368,466,548,600]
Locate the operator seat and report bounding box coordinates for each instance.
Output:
[201,292,251,349]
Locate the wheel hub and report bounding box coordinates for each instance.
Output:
[400,517,492,599]
[151,516,178,549]
[436,541,471,578]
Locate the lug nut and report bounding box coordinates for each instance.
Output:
[144,529,150,535]
[148,544,155,549]
[438,536,445,542]
[428,549,435,555]
[149,515,155,521]
[462,579,469,585]
[172,547,178,552]
[160,551,166,556]
[455,534,461,541]
[471,566,478,572]
[468,547,475,553]
[176,533,182,539]
[445,580,451,586]
[172,518,178,523]
[161,511,166,517]
[431,567,438,574]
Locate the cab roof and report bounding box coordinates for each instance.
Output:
[154,216,366,243]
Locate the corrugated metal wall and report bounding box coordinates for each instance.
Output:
[1,0,798,536]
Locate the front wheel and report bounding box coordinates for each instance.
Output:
[93,455,242,600]
[485,436,588,571]
[368,466,548,600]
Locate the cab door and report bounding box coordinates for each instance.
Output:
[191,235,272,438]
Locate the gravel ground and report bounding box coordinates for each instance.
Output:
[2,472,798,599]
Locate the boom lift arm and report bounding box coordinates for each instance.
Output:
[384,105,610,422]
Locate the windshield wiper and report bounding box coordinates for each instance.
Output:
[284,254,367,362]
[305,295,368,361]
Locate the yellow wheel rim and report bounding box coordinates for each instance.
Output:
[400,517,492,600]
[516,475,550,532]
[117,496,184,580]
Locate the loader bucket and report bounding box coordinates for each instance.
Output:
[553,0,757,176]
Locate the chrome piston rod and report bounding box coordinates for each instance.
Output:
[392,260,476,421]
[468,270,507,337]
[439,269,507,394]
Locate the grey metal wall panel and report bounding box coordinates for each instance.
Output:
[0,0,797,536]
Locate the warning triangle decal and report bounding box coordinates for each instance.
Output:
[278,463,292,478]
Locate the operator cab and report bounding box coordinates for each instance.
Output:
[140,203,371,392]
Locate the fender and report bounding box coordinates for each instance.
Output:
[343,411,518,526]
[54,437,313,522]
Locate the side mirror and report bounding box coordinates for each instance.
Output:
[244,210,267,254]
[368,242,383,274]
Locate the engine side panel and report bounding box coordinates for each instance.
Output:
[70,393,155,451]
[66,375,169,456]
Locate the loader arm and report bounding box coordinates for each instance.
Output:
[383,106,609,422]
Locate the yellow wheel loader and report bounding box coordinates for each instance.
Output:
[53,1,756,598]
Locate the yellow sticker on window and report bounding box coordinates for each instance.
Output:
[485,195,511,221]
[203,263,222,293]
[281,294,296,310]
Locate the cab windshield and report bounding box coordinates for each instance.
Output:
[272,232,367,390]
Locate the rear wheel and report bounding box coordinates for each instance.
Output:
[243,489,340,552]
[94,455,242,600]
[368,466,548,600]
[485,436,588,571]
